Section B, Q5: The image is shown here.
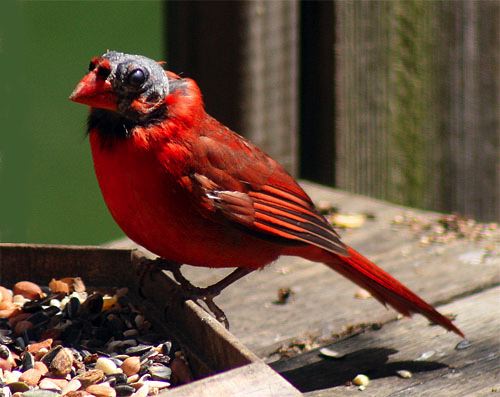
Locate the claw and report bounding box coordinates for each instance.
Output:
[202,296,230,329]
[181,288,230,329]
[137,258,253,330]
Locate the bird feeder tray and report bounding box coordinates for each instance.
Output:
[0,243,301,397]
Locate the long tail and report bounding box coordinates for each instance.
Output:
[325,247,464,337]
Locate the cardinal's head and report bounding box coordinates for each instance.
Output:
[70,51,170,122]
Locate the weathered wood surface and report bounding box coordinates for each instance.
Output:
[276,286,500,396]
[108,181,499,358]
[168,362,301,397]
[167,0,299,174]
[334,0,499,221]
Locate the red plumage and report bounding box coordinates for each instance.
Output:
[70,51,464,338]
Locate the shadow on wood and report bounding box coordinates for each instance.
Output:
[272,346,447,393]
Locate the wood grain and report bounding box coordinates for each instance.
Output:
[166,1,299,175]
[334,0,499,221]
[276,286,500,396]
[166,362,301,397]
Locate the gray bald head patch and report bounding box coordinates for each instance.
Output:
[101,51,170,120]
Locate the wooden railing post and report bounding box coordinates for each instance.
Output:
[166,1,299,175]
[334,0,498,221]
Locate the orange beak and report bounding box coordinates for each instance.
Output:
[69,69,117,111]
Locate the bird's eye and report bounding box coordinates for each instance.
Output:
[88,61,96,71]
[127,68,146,87]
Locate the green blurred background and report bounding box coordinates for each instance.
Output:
[0,1,164,244]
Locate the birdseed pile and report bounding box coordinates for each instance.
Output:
[0,277,193,397]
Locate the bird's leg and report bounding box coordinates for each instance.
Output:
[153,259,199,290]
[137,257,189,298]
[191,267,254,297]
[182,267,254,329]
[167,266,254,329]
[157,261,253,299]
[138,257,253,329]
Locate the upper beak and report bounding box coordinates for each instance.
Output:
[69,70,117,111]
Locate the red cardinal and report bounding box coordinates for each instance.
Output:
[70,51,463,337]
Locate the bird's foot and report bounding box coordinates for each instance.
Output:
[163,267,233,329]
[139,259,253,330]
[176,267,254,329]
[136,257,184,298]
[181,286,230,329]
[138,257,230,328]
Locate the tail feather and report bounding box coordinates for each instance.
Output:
[326,247,464,337]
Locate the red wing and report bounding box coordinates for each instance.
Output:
[186,122,348,256]
[247,185,347,255]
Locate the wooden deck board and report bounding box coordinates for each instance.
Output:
[107,181,499,357]
[273,286,500,396]
[167,362,301,397]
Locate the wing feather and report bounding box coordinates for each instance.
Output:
[188,121,348,256]
[251,186,347,255]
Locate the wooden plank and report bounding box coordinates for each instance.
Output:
[272,286,500,396]
[239,0,299,174]
[166,362,301,397]
[0,244,257,375]
[107,182,499,356]
[0,243,135,287]
[132,250,260,374]
[334,0,499,221]
[335,0,394,202]
[166,1,299,174]
[436,0,500,221]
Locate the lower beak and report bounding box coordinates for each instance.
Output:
[69,71,117,111]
